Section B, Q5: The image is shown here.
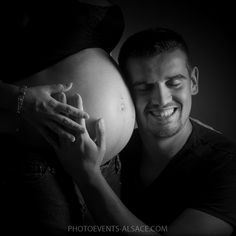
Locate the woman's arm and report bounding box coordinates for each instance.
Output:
[0,80,89,141]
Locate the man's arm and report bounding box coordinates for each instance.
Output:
[54,94,233,236]
[74,168,233,235]
[76,169,156,235]
[167,208,233,236]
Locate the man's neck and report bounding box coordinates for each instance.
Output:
[140,120,192,164]
[137,120,193,188]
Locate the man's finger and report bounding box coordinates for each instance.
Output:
[96,118,106,151]
[73,93,87,127]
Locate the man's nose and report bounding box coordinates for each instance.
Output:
[151,83,172,106]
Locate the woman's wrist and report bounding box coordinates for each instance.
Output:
[0,81,29,134]
[16,85,28,115]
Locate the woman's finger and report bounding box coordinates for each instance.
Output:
[46,83,73,94]
[54,102,89,119]
[53,92,67,104]
[44,121,78,143]
[50,113,85,133]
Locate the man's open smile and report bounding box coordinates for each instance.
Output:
[146,106,179,123]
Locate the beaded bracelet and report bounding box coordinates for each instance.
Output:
[16,85,28,115]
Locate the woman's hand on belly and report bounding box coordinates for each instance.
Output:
[21,82,89,143]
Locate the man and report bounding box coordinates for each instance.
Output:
[54,27,236,235]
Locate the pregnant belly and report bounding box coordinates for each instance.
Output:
[16,48,135,164]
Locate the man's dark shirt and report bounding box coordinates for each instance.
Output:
[120,119,236,232]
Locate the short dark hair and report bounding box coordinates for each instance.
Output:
[118,27,192,84]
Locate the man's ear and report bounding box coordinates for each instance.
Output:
[190,66,199,95]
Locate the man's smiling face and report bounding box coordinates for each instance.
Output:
[126,49,198,138]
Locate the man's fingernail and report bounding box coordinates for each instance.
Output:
[84,113,90,119]
[99,118,104,127]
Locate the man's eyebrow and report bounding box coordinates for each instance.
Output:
[132,74,187,86]
[132,81,147,87]
[166,74,187,80]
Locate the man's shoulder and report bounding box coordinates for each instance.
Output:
[190,118,236,160]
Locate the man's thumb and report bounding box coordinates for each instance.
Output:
[96,118,106,150]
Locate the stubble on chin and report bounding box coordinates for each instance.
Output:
[147,118,183,139]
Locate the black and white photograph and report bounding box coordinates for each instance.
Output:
[1,0,236,235]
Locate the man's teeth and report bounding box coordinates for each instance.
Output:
[151,108,175,118]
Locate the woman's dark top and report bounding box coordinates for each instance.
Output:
[3,0,124,82]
